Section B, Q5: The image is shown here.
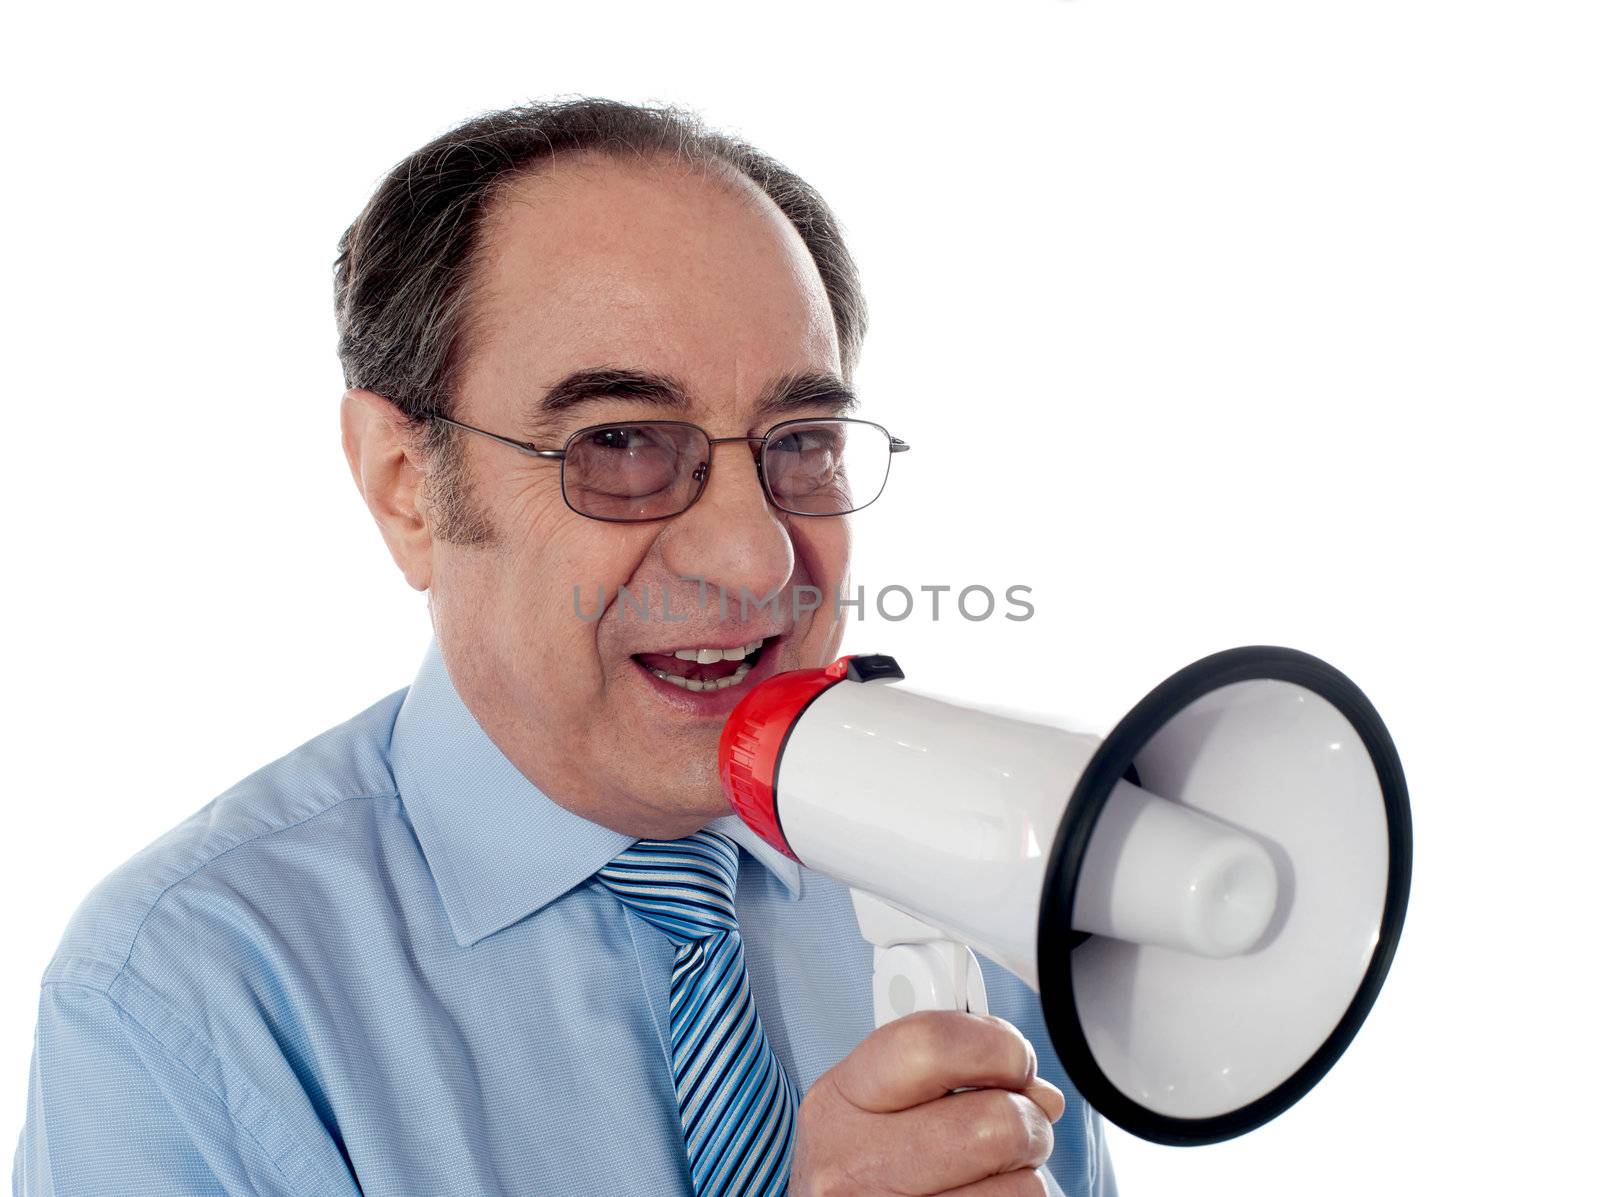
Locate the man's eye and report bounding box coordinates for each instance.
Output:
[566,425,685,500]
[590,427,644,451]
[770,429,842,454]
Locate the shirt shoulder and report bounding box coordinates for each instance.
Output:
[41,685,409,994]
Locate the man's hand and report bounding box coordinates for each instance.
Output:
[790,1010,1067,1196]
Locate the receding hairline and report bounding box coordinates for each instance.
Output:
[480,144,784,236]
[451,147,834,405]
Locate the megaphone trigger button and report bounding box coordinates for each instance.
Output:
[844,654,905,683]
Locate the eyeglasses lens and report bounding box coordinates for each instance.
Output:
[562,423,710,521]
[762,419,890,515]
[561,419,892,521]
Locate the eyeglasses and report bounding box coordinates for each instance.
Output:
[430,415,910,523]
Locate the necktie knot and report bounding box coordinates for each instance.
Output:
[595,828,740,945]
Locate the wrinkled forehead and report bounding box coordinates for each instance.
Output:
[459,151,842,430]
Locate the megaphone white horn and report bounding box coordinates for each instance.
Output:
[718,646,1411,1147]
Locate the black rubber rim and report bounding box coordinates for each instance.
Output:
[1036,645,1413,1146]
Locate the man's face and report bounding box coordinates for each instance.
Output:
[417,154,852,836]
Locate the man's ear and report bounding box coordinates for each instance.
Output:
[341,387,433,591]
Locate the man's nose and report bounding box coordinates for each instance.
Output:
[656,442,794,611]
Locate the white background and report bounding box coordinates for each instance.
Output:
[3,1,1596,1192]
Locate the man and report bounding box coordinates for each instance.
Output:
[14,99,1116,1195]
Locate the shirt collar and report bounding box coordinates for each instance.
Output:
[390,636,803,947]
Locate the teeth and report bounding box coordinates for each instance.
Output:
[650,663,754,692]
[668,638,767,663]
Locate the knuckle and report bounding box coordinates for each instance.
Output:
[897,1009,957,1073]
[1033,1114,1057,1166]
[972,1091,1052,1168]
[1009,1168,1051,1197]
[972,1091,1034,1161]
[971,1014,1032,1079]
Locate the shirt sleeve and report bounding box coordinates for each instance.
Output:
[14,981,309,1197]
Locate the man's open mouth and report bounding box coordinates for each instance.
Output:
[631,636,774,693]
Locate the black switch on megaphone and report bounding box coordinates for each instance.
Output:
[842,654,905,683]
[718,645,1412,1147]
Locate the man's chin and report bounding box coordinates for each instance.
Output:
[616,753,731,835]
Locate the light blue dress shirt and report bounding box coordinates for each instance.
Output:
[14,638,1115,1196]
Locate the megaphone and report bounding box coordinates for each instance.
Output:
[718,645,1411,1146]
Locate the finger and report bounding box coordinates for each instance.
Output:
[874,1086,1056,1193]
[937,1168,1052,1197]
[831,1011,1039,1113]
[1023,1076,1066,1122]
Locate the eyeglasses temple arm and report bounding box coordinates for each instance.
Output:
[432,414,566,458]
[889,437,911,452]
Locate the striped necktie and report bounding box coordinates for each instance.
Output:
[595,829,800,1197]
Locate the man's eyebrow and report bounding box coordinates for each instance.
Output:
[531,366,858,423]
[537,368,691,415]
[753,371,858,420]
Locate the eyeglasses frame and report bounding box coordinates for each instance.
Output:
[429,413,910,524]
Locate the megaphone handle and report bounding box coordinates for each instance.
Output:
[851,889,990,1025]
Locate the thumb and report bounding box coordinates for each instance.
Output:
[1023,1075,1067,1122]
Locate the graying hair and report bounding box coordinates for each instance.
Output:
[333,97,868,544]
